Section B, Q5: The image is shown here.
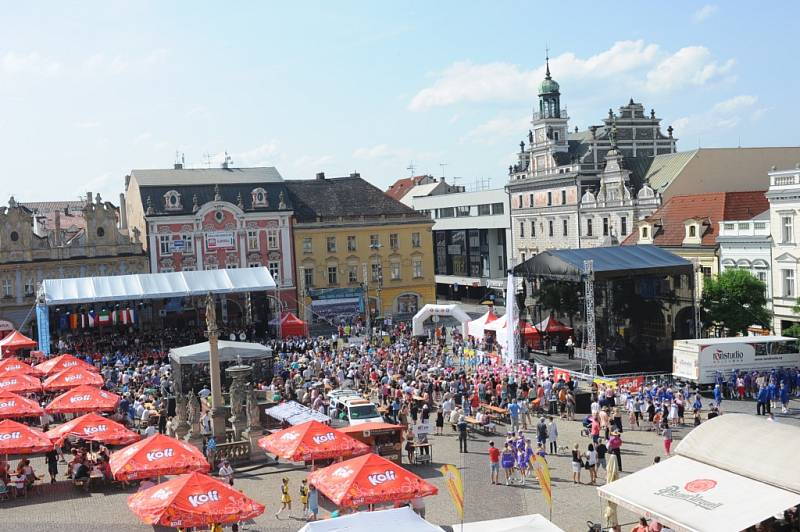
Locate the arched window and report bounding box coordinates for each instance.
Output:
[163,190,183,211]
[251,188,269,208]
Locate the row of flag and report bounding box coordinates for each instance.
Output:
[57,308,138,330]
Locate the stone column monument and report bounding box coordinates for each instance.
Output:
[206,292,227,440]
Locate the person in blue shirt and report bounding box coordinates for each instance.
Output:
[756,385,769,416]
[713,384,722,407]
[767,381,778,412]
[508,399,521,433]
[780,383,790,414]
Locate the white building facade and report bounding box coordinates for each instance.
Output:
[411,188,511,300]
[766,165,800,333]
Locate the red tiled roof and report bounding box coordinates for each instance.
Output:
[385,175,432,201]
[623,191,768,247]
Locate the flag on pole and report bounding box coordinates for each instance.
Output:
[530,454,552,508]
[98,309,111,326]
[438,464,464,520]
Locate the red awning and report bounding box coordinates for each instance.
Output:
[42,367,104,392]
[0,371,42,394]
[110,434,210,481]
[278,312,307,338]
[0,357,44,377]
[127,472,265,527]
[534,315,574,334]
[45,412,140,446]
[308,453,438,507]
[0,391,45,419]
[0,419,53,454]
[0,330,36,356]
[34,354,98,376]
[45,385,120,414]
[258,420,370,462]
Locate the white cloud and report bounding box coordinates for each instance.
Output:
[292,154,335,174]
[83,49,167,75]
[711,94,757,114]
[353,144,410,160]
[213,142,280,167]
[74,121,101,129]
[670,94,760,139]
[645,46,735,92]
[1,51,61,76]
[461,116,529,145]
[693,5,718,23]
[134,131,152,144]
[408,40,659,110]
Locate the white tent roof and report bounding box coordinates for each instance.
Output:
[168,340,272,365]
[597,414,800,532]
[265,400,331,425]
[451,514,564,532]
[40,267,276,306]
[483,313,507,331]
[298,506,443,532]
[467,309,498,338]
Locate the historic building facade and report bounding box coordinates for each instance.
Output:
[285,173,435,325]
[125,164,297,322]
[766,165,800,334]
[507,58,677,262]
[0,193,147,334]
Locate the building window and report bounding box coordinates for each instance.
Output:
[347,235,357,252]
[9,231,19,242]
[621,216,628,236]
[247,261,260,269]
[519,221,525,238]
[689,225,697,238]
[587,218,593,236]
[641,226,649,238]
[371,262,382,282]
[603,218,609,236]
[2,279,11,297]
[456,206,470,217]
[247,230,259,250]
[562,219,568,236]
[491,203,504,215]
[439,207,454,218]
[783,269,795,297]
[23,279,34,296]
[327,266,338,285]
[163,190,182,211]
[182,233,194,254]
[561,190,566,204]
[411,232,421,248]
[326,236,337,253]
[547,192,552,206]
[302,237,312,253]
[701,266,712,278]
[529,193,534,206]
[521,252,526,263]
[389,233,399,249]
[782,216,793,243]
[268,261,280,283]
[478,204,490,216]
[531,220,536,237]
[370,234,380,248]
[183,266,196,272]
[268,229,279,250]
[348,265,358,284]
[226,263,238,269]
[548,220,554,237]
[412,258,423,279]
[303,267,314,288]
[391,261,401,280]
[159,235,171,255]
[498,255,504,270]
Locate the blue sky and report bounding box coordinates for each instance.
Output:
[2,1,798,202]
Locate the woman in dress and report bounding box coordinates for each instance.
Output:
[585,443,597,485]
[501,443,516,485]
[571,443,583,485]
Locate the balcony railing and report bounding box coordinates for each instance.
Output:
[718,221,771,237]
[532,109,569,121]
[771,174,799,187]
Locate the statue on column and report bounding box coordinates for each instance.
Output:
[206,293,217,334]
[229,377,246,423]
[246,384,260,429]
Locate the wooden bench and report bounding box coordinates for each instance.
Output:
[464,416,496,434]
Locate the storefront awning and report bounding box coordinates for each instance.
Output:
[40,267,276,306]
[597,414,800,532]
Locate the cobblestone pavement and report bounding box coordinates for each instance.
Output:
[5,396,797,532]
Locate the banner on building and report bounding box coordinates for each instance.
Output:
[205,231,236,250]
[36,304,51,356]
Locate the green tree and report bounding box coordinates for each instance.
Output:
[782,300,800,338]
[535,281,582,327]
[701,268,771,335]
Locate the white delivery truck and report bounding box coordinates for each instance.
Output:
[672,335,800,386]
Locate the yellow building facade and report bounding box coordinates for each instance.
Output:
[285,174,435,325]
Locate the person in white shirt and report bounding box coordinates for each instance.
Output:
[198,386,211,399]
[219,460,234,485]
[143,424,158,438]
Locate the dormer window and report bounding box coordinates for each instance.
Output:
[251,187,269,208]
[683,219,704,245]
[164,190,182,211]
[642,227,648,238]
[689,225,696,238]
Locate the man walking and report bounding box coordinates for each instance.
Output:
[547,416,559,455]
[536,417,548,447]
[508,399,520,433]
[457,415,468,453]
[488,441,500,484]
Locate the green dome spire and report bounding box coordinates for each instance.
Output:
[539,54,560,95]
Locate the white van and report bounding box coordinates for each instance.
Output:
[327,389,384,426]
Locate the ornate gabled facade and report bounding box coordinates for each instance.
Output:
[0,193,147,334]
[506,56,676,262]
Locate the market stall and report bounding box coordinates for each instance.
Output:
[339,422,405,464]
[269,311,308,338]
[0,330,37,357]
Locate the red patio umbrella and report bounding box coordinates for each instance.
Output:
[0,330,37,357]
[308,453,438,508]
[42,366,104,392]
[0,371,42,394]
[0,357,43,377]
[34,354,98,377]
[127,471,265,528]
[0,419,53,455]
[45,385,120,415]
[45,412,140,446]
[258,420,370,463]
[0,390,44,419]
[110,434,210,481]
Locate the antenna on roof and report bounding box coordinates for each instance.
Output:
[439,162,448,179]
[222,151,234,169]
[407,161,416,176]
[203,152,213,168]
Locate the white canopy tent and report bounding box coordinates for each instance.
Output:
[466,309,498,338]
[39,267,276,306]
[298,506,443,532]
[168,340,273,365]
[598,414,800,532]
[265,400,331,425]
[448,514,564,532]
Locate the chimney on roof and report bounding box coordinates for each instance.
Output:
[349,172,360,178]
[316,172,325,180]
[119,193,128,230]
[86,192,93,204]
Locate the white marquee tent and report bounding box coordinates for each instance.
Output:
[597,414,800,532]
[168,340,272,365]
[298,507,443,532]
[466,309,498,338]
[39,267,276,306]
[447,514,564,532]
